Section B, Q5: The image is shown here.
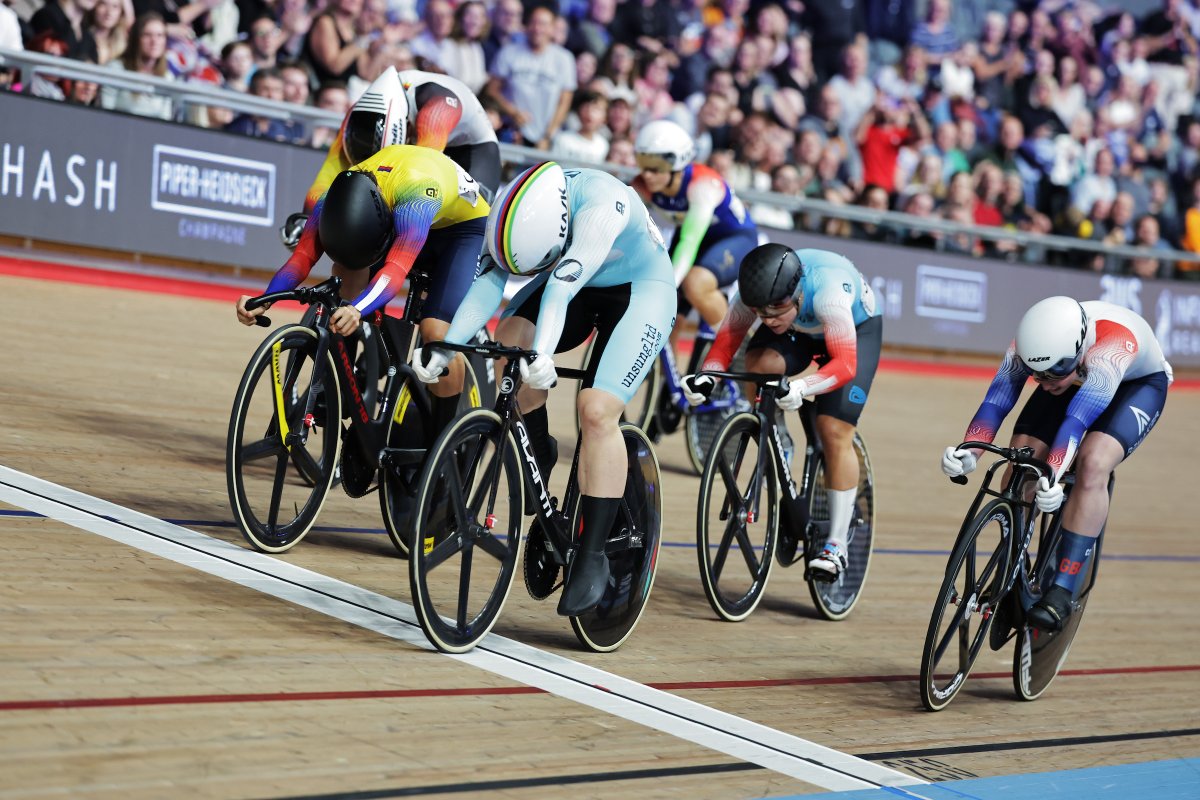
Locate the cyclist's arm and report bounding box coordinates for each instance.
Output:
[265,197,327,293]
[800,286,860,395]
[304,123,351,213]
[350,194,442,316]
[444,254,506,344]
[532,200,627,356]
[413,83,464,152]
[700,294,755,371]
[671,175,723,285]
[961,343,1028,446]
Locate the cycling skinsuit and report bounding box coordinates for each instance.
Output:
[638,163,758,288]
[964,300,1173,481]
[703,248,882,425]
[267,144,489,320]
[443,167,676,404]
[304,70,500,212]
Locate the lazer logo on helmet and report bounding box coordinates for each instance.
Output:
[1027,356,1051,362]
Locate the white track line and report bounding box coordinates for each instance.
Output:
[0,466,929,795]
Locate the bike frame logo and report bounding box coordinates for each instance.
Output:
[515,420,553,516]
[151,144,276,225]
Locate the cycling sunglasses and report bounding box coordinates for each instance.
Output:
[751,300,795,319]
[1030,355,1080,381]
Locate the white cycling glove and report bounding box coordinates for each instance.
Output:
[941,447,978,478]
[413,347,449,384]
[776,379,811,412]
[681,374,716,406]
[520,354,558,390]
[1036,477,1064,513]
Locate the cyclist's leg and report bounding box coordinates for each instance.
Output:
[743,326,817,466]
[684,231,756,330]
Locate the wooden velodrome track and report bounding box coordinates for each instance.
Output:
[2,259,1199,799]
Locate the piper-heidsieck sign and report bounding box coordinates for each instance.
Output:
[0,91,322,267]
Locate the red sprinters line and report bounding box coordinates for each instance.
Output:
[3,664,1197,712]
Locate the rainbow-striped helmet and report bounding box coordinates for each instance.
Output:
[486,162,569,276]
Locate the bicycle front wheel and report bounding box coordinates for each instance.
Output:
[408,409,524,653]
[683,337,745,476]
[696,412,778,622]
[919,499,1015,711]
[806,432,875,621]
[226,325,342,553]
[570,424,663,652]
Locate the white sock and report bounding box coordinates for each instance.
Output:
[824,487,857,552]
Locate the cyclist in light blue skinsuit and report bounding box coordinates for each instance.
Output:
[413,162,675,617]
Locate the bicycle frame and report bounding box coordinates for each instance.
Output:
[657,322,746,420]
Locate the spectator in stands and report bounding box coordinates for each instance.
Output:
[899,189,938,248]
[552,89,609,163]
[925,119,969,181]
[800,0,863,83]
[956,116,986,165]
[828,42,875,135]
[65,71,101,105]
[27,32,72,99]
[606,136,637,168]
[939,202,981,255]
[193,0,238,55]
[1019,75,1066,140]
[1178,175,1200,279]
[988,114,1042,208]
[1106,191,1138,245]
[0,2,22,63]
[971,11,1013,112]
[279,59,309,105]
[912,151,946,202]
[304,0,367,86]
[32,0,99,61]
[856,94,929,195]
[1071,146,1118,216]
[225,66,291,139]
[997,169,1051,259]
[1148,174,1181,246]
[877,44,927,105]
[100,11,172,119]
[604,95,634,142]
[692,90,736,162]
[633,50,675,126]
[440,0,488,93]
[487,5,575,150]
[482,0,523,69]
[749,163,802,230]
[671,21,738,104]
[750,3,790,70]
[85,0,129,65]
[276,0,312,64]
[219,38,253,92]
[1128,214,1174,279]
[772,32,817,108]
[409,0,454,71]
[565,0,614,61]
[909,0,959,67]
[850,183,900,243]
[1080,61,1107,109]
[609,0,679,67]
[247,13,283,70]
[594,41,637,105]
[1053,55,1086,129]
[310,80,349,149]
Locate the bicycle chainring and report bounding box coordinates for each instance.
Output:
[523,519,562,600]
[339,443,377,498]
[775,529,802,567]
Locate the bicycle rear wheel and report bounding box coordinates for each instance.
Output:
[919,499,1014,711]
[806,432,875,621]
[379,357,486,557]
[226,325,342,553]
[696,412,778,622]
[408,409,524,653]
[570,424,663,652]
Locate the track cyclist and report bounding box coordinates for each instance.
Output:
[279,66,501,249]
[631,120,758,342]
[940,296,1172,631]
[682,243,882,581]
[414,161,675,616]
[235,143,489,433]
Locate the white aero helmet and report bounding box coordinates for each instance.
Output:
[634,119,695,172]
[487,162,569,276]
[342,66,410,165]
[1015,296,1089,378]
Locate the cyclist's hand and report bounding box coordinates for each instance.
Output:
[776,379,811,411]
[330,305,362,336]
[941,446,977,478]
[236,295,268,326]
[520,353,557,390]
[280,212,308,249]
[681,373,716,406]
[413,347,449,383]
[1036,476,1064,513]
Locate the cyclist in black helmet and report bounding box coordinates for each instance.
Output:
[236,144,490,432]
[682,243,883,580]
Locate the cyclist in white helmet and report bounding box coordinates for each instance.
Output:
[413,162,675,617]
[631,119,758,336]
[941,296,1172,631]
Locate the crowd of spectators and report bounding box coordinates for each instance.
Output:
[3,0,1200,278]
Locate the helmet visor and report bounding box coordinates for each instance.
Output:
[344,111,383,165]
[635,153,675,172]
[1030,354,1081,381]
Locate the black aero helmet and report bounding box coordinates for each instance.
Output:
[318,171,394,270]
[738,243,803,308]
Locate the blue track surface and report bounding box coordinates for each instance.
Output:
[791,759,1200,800]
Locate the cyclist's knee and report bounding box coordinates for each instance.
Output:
[577,389,622,435]
[745,347,785,373]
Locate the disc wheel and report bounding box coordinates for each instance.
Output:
[226,325,342,553]
[696,412,778,621]
[919,500,1014,712]
[806,432,875,621]
[1013,543,1096,701]
[408,409,524,653]
[570,424,663,652]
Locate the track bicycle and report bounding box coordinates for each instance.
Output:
[577,319,747,475]
[919,442,1111,711]
[226,274,490,554]
[695,371,875,622]
[401,339,663,654]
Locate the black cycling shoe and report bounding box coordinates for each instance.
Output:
[556,550,610,616]
[1027,584,1074,632]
